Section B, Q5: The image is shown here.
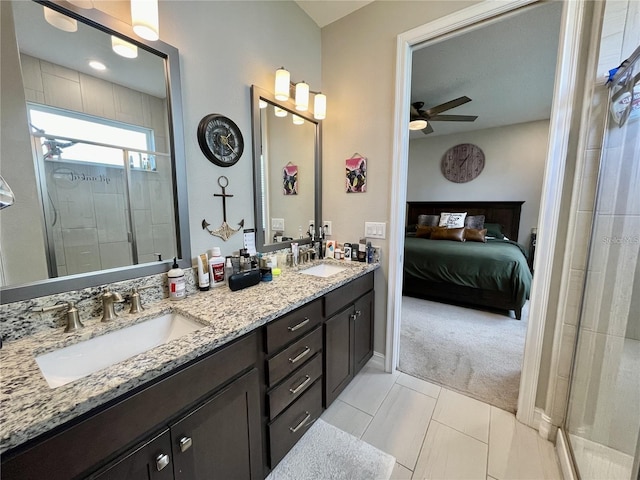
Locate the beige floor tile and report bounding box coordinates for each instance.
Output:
[320,399,372,438]
[362,384,436,469]
[337,363,399,415]
[433,389,490,443]
[488,406,562,480]
[413,420,488,480]
[390,462,413,479]
[396,372,441,399]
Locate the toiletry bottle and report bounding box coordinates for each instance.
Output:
[197,252,210,291]
[224,257,234,286]
[208,247,225,288]
[168,257,186,300]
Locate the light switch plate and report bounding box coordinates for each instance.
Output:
[272,218,285,231]
[365,222,386,239]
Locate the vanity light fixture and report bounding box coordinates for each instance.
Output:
[131,0,159,41]
[111,36,138,59]
[273,68,327,119]
[259,99,268,109]
[274,107,288,118]
[275,67,291,101]
[295,81,309,111]
[409,119,428,130]
[43,6,78,32]
[292,114,304,125]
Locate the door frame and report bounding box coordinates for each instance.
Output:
[386,0,590,427]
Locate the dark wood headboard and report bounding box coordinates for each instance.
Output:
[406,201,524,242]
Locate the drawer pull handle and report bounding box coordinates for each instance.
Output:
[290,412,311,433]
[289,375,311,394]
[179,436,192,452]
[156,453,170,471]
[289,346,311,364]
[287,318,310,332]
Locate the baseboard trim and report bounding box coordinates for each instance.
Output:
[538,410,558,442]
[557,429,578,480]
[370,351,385,370]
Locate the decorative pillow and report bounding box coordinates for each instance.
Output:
[417,214,440,226]
[484,222,505,239]
[438,212,467,228]
[465,228,487,242]
[464,215,485,230]
[430,226,465,242]
[416,225,438,238]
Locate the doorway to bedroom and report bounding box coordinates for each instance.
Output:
[396,1,562,414]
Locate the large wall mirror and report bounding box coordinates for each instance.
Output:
[0,0,190,303]
[251,85,321,253]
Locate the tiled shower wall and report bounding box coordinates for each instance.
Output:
[544,0,640,434]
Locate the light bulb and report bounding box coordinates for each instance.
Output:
[111,36,138,58]
[292,114,304,125]
[43,6,77,32]
[274,107,288,118]
[314,93,326,120]
[295,81,309,111]
[131,0,159,41]
[275,67,290,101]
[409,119,428,130]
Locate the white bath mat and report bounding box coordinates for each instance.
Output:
[266,418,396,480]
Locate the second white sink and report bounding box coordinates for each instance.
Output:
[35,312,204,389]
[299,263,347,278]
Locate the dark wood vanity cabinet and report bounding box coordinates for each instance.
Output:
[323,273,374,407]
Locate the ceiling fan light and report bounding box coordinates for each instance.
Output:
[295,81,309,111]
[409,119,427,130]
[275,67,290,101]
[43,6,77,32]
[314,93,326,120]
[111,36,138,59]
[131,0,159,41]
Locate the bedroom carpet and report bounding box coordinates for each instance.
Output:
[266,418,396,480]
[398,296,528,413]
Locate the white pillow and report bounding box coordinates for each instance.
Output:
[439,212,467,228]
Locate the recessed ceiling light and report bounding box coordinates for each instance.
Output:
[89,60,106,71]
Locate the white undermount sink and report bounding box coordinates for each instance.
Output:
[299,263,346,278]
[35,312,204,389]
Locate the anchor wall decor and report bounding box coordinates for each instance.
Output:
[202,176,244,241]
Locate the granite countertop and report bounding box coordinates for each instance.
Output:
[0,260,378,454]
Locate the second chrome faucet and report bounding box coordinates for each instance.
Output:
[101,289,124,322]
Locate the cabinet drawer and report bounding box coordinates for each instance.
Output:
[324,272,374,318]
[268,380,323,468]
[267,326,322,387]
[266,299,322,354]
[268,353,322,421]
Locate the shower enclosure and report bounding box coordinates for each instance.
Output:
[564,46,640,480]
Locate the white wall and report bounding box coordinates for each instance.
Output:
[407,120,549,244]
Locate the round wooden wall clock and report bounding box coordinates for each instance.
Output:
[441,143,485,183]
[197,114,244,167]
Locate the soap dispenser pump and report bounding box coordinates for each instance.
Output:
[168,257,186,300]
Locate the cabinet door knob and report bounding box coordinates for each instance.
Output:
[179,436,193,452]
[156,453,170,471]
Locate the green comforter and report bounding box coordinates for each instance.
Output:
[403,236,532,307]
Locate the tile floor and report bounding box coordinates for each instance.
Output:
[320,360,563,480]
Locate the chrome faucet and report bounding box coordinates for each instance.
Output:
[33,302,84,333]
[101,289,124,322]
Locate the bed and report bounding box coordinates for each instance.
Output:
[403,201,532,319]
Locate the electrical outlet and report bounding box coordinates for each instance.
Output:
[323,221,332,236]
[364,222,386,239]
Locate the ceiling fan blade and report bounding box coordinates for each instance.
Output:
[424,96,472,116]
[429,114,478,122]
[421,123,434,134]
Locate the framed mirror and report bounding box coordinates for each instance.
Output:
[250,85,322,253]
[0,0,190,303]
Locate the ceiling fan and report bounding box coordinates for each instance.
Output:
[409,96,478,134]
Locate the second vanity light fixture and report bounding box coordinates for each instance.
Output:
[131,0,160,41]
[274,67,327,120]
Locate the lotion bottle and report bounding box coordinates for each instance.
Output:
[197,252,210,291]
[168,257,186,300]
[208,247,225,288]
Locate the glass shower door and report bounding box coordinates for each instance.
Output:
[565,46,640,480]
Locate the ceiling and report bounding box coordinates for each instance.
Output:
[295,0,374,28]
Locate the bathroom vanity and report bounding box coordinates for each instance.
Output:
[0,261,377,479]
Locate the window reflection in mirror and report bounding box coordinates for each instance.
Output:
[0,0,189,303]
